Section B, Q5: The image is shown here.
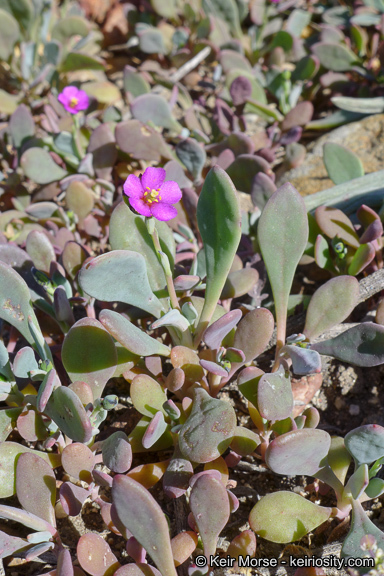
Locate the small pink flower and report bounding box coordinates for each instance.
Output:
[58,86,89,114]
[123,167,182,222]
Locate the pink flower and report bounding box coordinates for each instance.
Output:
[58,86,89,114]
[123,167,182,221]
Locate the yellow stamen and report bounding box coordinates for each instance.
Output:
[144,188,161,205]
[69,97,78,108]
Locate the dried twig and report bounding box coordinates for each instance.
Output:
[169,46,211,83]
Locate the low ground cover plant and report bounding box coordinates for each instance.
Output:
[2,0,384,575]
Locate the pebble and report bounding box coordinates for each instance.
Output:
[349,404,360,416]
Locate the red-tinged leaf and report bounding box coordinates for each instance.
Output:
[77,533,120,576]
[266,429,331,476]
[189,474,230,561]
[61,443,95,483]
[112,475,177,576]
[16,453,56,526]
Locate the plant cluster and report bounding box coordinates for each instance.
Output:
[2,0,384,575]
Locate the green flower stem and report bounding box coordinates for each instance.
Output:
[72,114,85,159]
[147,218,180,312]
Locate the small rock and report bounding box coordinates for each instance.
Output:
[334,396,345,410]
[349,404,360,416]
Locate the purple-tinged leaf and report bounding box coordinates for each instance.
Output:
[20,147,67,184]
[0,442,60,499]
[221,268,259,299]
[45,386,92,443]
[142,412,168,449]
[189,470,222,489]
[266,429,331,476]
[17,409,47,442]
[315,206,359,248]
[233,308,274,363]
[190,474,230,561]
[61,443,95,483]
[37,369,59,413]
[126,537,146,564]
[114,565,161,576]
[112,475,177,576]
[281,101,314,131]
[174,276,201,292]
[62,318,118,400]
[60,482,89,516]
[250,172,277,211]
[342,500,384,561]
[77,533,120,576]
[88,124,117,180]
[258,184,308,353]
[115,120,173,162]
[24,541,54,561]
[203,309,242,350]
[0,504,56,535]
[280,345,322,376]
[345,425,384,466]
[26,231,56,274]
[230,76,252,106]
[102,432,132,474]
[304,276,359,341]
[357,204,379,228]
[92,469,113,488]
[311,322,384,367]
[165,368,185,392]
[163,449,193,499]
[257,371,293,423]
[227,530,256,562]
[348,243,375,276]
[179,388,236,463]
[0,530,31,559]
[57,548,74,576]
[67,381,93,406]
[249,491,331,543]
[171,531,198,567]
[227,154,271,194]
[200,359,228,377]
[360,219,383,244]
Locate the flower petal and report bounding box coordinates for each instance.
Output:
[57,92,69,107]
[141,167,166,191]
[150,202,178,221]
[62,86,78,99]
[159,180,182,203]
[129,197,152,217]
[123,174,144,199]
[75,90,89,110]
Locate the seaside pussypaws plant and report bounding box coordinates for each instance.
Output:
[3,0,384,573]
